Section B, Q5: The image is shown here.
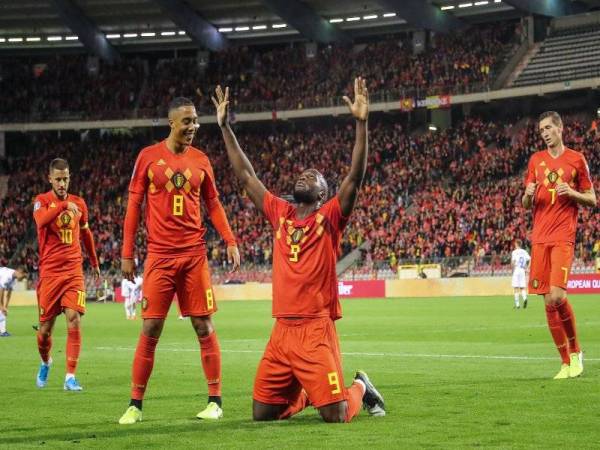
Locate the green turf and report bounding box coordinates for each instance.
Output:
[1,295,600,449]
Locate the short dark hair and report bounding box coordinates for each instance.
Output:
[16,265,28,275]
[49,158,69,173]
[168,97,195,113]
[538,111,562,127]
[515,239,522,247]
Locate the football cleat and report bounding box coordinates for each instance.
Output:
[568,352,583,378]
[36,359,52,388]
[196,402,223,420]
[119,406,143,425]
[354,370,385,417]
[64,377,83,391]
[553,364,570,380]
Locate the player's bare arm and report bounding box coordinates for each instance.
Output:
[212,85,267,211]
[0,289,6,316]
[338,77,369,217]
[522,182,537,209]
[556,183,596,207]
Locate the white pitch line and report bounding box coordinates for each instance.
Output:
[94,347,600,362]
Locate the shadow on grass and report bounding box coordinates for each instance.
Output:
[0,414,350,446]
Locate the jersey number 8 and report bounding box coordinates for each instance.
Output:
[173,194,184,216]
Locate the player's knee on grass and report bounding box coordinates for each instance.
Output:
[141,318,165,338]
[252,400,286,421]
[191,315,214,338]
[318,401,347,423]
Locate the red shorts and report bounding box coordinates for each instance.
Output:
[253,317,346,408]
[141,254,216,319]
[37,275,86,322]
[529,242,574,294]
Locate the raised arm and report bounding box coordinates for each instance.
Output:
[338,77,369,217]
[212,86,267,211]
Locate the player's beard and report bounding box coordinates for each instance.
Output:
[292,187,316,204]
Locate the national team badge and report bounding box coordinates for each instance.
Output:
[141,297,148,311]
[34,201,41,211]
[532,279,539,289]
[172,171,186,189]
[547,171,558,184]
[291,228,304,244]
[60,212,72,226]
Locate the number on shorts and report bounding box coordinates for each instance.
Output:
[206,288,214,310]
[59,229,73,244]
[173,194,184,216]
[561,267,568,283]
[77,290,86,307]
[328,371,341,395]
[289,244,300,262]
[548,188,556,205]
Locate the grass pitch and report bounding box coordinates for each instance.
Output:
[1,295,600,449]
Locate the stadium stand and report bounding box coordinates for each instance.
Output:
[2,113,598,288]
[514,25,600,86]
[0,21,518,122]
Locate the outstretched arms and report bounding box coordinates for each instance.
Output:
[338,77,369,217]
[212,86,267,211]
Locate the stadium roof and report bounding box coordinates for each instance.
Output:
[1,0,600,55]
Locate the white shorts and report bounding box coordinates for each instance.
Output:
[512,270,527,288]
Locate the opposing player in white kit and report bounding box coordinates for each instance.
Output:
[121,275,143,320]
[0,266,29,336]
[511,240,531,309]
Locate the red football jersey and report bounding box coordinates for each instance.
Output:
[263,191,349,320]
[33,191,89,277]
[524,148,593,244]
[128,140,219,257]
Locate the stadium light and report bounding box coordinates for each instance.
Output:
[123,33,138,38]
[160,31,176,36]
[218,27,233,32]
[346,17,360,22]
[106,34,121,39]
[0,38,5,42]
[178,31,186,35]
[429,124,438,131]
[474,1,489,5]
[494,0,501,2]
[65,36,78,40]
[47,36,63,41]
[8,37,24,42]
[459,2,473,7]
[141,32,156,37]
[26,37,41,42]
[235,26,250,31]
[363,14,378,20]
[252,25,267,30]
[383,12,397,17]
[441,5,455,10]
[329,18,343,23]
[272,23,287,28]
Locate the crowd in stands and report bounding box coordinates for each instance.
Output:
[0,21,520,123]
[1,111,598,288]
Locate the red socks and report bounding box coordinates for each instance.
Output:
[131,334,159,400]
[556,298,580,353]
[545,303,570,364]
[37,332,52,364]
[345,381,365,422]
[66,328,81,374]
[199,332,222,397]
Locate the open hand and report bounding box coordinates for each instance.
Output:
[211,85,230,128]
[343,77,369,121]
